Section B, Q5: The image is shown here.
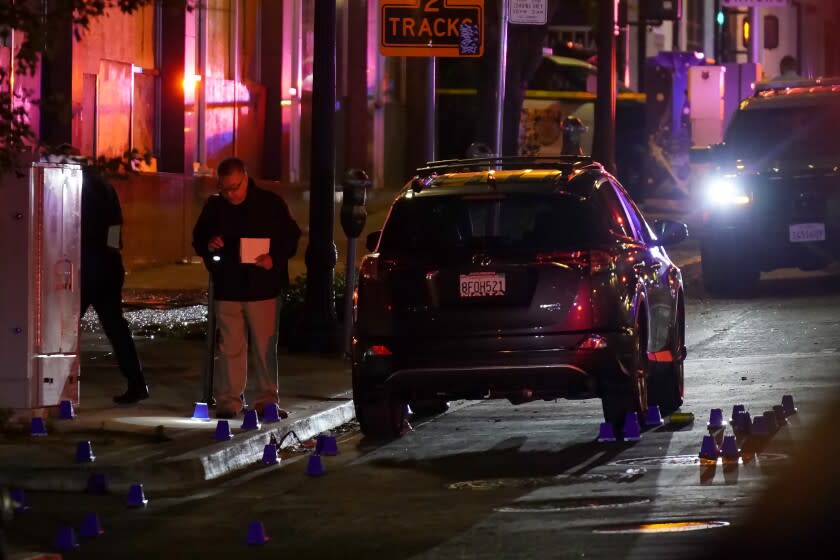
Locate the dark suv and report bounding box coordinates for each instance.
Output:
[691,78,840,296]
[352,157,688,438]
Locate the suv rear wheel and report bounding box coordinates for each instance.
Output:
[352,370,406,439]
[601,312,650,432]
[649,303,685,414]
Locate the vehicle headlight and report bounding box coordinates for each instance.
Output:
[705,176,751,206]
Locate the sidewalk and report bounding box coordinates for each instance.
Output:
[0,334,353,494]
[0,197,702,498]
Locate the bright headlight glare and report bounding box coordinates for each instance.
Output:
[706,177,750,205]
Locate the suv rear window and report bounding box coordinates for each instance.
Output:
[378,193,606,252]
[725,103,840,158]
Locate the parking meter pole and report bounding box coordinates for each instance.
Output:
[426,57,436,162]
[343,237,357,357]
[203,277,216,405]
[340,168,372,358]
[494,0,509,157]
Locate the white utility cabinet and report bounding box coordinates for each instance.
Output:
[0,162,83,409]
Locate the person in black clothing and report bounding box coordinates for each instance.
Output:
[79,159,148,404]
[192,157,301,419]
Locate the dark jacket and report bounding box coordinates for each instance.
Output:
[81,168,124,278]
[192,180,301,301]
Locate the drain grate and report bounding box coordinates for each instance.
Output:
[448,473,609,491]
[496,496,651,513]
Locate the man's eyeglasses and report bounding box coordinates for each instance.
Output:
[218,174,246,194]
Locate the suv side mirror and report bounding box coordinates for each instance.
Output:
[365,230,381,252]
[652,220,688,247]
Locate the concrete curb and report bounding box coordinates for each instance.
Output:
[0,400,355,493]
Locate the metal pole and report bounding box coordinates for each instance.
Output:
[301,0,341,352]
[426,57,436,162]
[750,7,761,67]
[203,277,216,405]
[494,0,509,156]
[343,239,356,357]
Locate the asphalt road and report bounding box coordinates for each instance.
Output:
[5,268,840,560]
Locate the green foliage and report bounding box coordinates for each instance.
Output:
[279,270,357,348]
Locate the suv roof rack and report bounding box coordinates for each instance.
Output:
[754,76,840,96]
[415,156,600,179]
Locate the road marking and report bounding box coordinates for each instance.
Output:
[688,350,838,363]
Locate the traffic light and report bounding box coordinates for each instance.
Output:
[716,9,725,26]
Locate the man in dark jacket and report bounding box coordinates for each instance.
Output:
[80,165,148,404]
[192,157,301,419]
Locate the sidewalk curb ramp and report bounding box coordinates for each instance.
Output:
[0,401,355,493]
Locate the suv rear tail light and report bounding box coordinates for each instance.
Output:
[364,344,393,357]
[360,255,384,281]
[534,250,612,272]
[577,334,607,350]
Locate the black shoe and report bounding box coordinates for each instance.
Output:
[113,385,149,405]
[216,409,237,420]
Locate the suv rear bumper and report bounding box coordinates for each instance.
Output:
[353,331,634,402]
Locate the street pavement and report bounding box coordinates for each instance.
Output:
[0,198,701,499]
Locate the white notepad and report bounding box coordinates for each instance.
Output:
[240,237,270,264]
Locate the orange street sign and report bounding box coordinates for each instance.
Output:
[380,0,484,58]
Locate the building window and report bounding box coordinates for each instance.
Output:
[686,0,705,53]
[207,0,232,79]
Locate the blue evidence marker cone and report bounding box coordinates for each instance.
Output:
[85,473,109,495]
[762,411,779,433]
[241,409,261,431]
[214,420,234,441]
[58,399,76,420]
[772,405,788,426]
[55,526,79,551]
[597,422,616,442]
[730,404,745,424]
[644,405,664,427]
[751,415,770,437]
[262,403,282,423]
[699,435,720,461]
[261,443,279,465]
[720,435,741,462]
[732,410,749,434]
[9,487,28,512]
[781,394,797,416]
[246,520,269,545]
[80,513,105,538]
[315,434,339,456]
[30,417,47,436]
[75,440,96,463]
[707,408,725,429]
[306,454,325,477]
[191,402,211,421]
[126,483,148,508]
[623,411,641,441]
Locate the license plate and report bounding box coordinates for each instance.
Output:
[459,272,506,297]
[789,223,825,243]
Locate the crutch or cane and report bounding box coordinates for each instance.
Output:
[203,276,217,406]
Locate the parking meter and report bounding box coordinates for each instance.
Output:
[340,169,372,357]
[340,169,372,239]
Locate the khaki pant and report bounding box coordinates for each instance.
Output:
[214,297,280,414]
